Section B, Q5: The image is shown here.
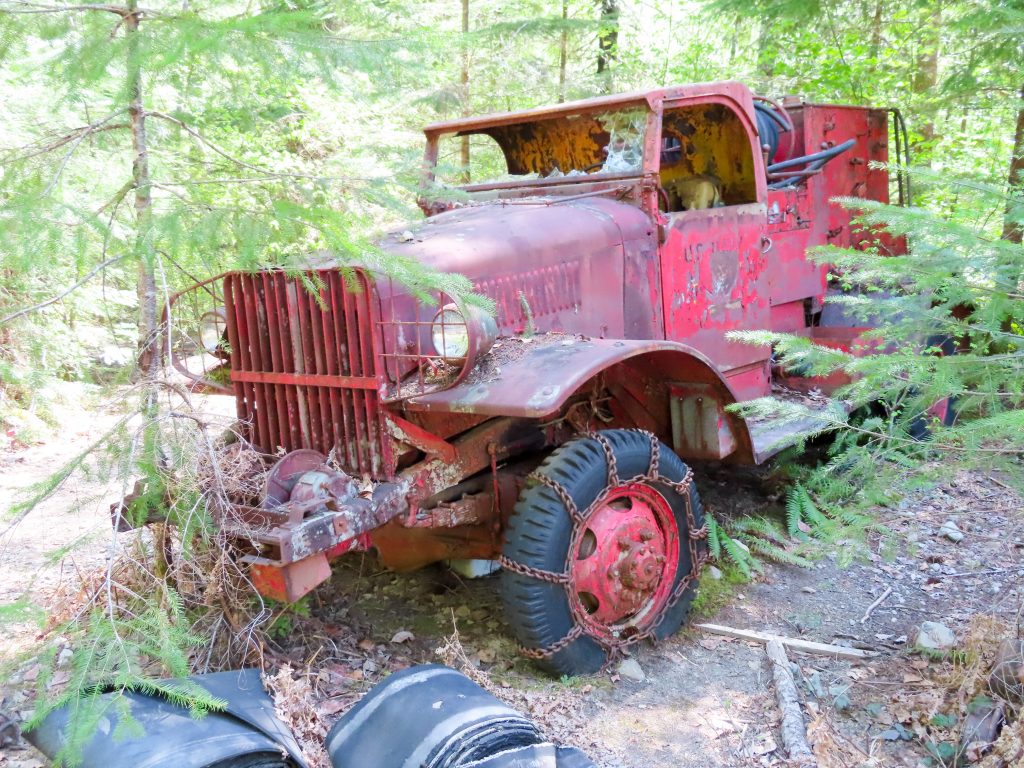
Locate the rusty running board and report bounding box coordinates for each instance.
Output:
[745,394,851,464]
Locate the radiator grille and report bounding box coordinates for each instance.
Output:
[224,270,391,478]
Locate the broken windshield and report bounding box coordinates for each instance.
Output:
[431,106,648,188]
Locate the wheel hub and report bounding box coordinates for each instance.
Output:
[569,483,679,638]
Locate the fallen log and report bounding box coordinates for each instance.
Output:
[694,623,871,660]
[766,640,817,767]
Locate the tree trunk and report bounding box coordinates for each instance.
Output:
[126,0,157,385]
[558,0,569,103]
[1003,84,1024,244]
[459,0,470,183]
[126,0,167,578]
[912,6,940,161]
[868,0,884,72]
[596,0,617,93]
[728,14,739,68]
[755,17,775,82]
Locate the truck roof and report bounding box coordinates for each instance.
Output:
[422,80,755,136]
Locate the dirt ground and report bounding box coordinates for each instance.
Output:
[1,393,1022,768]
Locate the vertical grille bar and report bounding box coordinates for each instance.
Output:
[355,284,380,476]
[306,284,332,456]
[274,275,301,450]
[328,271,355,469]
[252,275,281,453]
[318,277,345,465]
[340,277,369,476]
[223,276,247,424]
[294,282,324,454]
[245,274,272,451]
[284,281,313,448]
[261,272,289,453]
[237,275,268,448]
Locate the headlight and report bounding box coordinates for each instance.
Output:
[199,310,228,358]
[431,304,471,361]
[430,302,498,364]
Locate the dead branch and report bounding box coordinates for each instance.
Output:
[860,586,893,623]
[2,117,127,163]
[766,640,816,767]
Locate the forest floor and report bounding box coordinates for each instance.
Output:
[1,388,1022,768]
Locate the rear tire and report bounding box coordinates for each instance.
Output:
[500,430,705,676]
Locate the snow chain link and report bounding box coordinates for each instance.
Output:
[498,429,710,663]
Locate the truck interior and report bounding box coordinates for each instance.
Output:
[658,102,758,211]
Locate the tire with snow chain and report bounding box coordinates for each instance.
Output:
[500,429,706,676]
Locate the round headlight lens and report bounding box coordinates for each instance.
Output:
[431,305,470,361]
[199,310,227,357]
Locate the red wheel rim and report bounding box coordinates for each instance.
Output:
[568,482,680,641]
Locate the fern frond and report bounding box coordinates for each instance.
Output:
[785,486,804,537]
[739,535,814,568]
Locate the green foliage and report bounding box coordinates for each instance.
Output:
[735,172,1024,463]
[267,596,312,640]
[706,515,760,578]
[705,477,876,582]
[28,592,225,767]
[730,169,1022,590]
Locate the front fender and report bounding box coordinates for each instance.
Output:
[403,335,754,462]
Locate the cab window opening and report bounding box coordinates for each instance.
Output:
[659,103,757,213]
[432,107,648,188]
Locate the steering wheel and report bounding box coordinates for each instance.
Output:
[657,186,671,213]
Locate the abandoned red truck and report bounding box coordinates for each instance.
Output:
[163,80,911,675]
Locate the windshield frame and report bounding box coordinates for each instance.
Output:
[421,97,659,195]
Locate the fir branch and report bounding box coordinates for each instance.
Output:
[0,414,131,537]
[0,253,127,325]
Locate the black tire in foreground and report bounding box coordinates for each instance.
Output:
[500,429,705,676]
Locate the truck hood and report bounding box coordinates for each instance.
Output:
[378,197,654,337]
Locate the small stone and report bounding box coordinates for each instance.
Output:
[939,520,964,543]
[617,658,645,682]
[708,566,723,580]
[56,647,73,668]
[801,586,816,594]
[915,621,956,653]
[454,605,471,619]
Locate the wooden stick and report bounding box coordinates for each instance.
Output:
[766,639,817,767]
[860,586,893,623]
[694,623,871,660]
